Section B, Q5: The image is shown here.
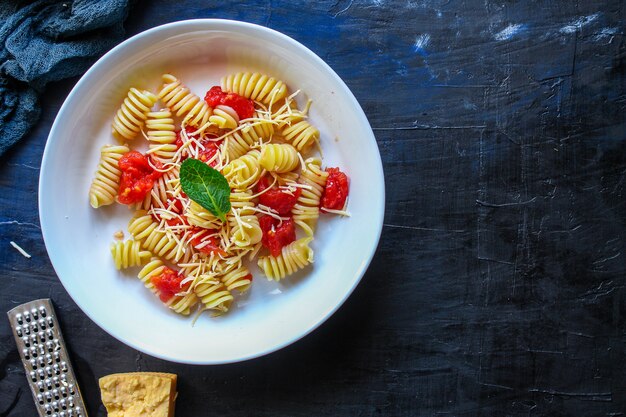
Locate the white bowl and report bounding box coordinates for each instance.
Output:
[39,19,384,364]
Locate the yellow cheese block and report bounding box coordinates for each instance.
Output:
[99,372,177,417]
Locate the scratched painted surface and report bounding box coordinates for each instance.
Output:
[1,1,625,415]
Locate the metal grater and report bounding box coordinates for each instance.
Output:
[7,299,88,417]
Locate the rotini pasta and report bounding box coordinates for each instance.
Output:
[222,150,261,189]
[222,110,274,160]
[91,72,349,319]
[159,74,212,127]
[208,105,239,129]
[111,88,158,141]
[193,274,234,313]
[221,72,288,105]
[146,110,177,162]
[89,144,129,208]
[291,158,329,236]
[110,240,151,270]
[259,143,299,173]
[257,237,314,281]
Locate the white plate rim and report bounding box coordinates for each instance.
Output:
[39,18,385,364]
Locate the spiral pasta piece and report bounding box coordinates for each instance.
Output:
[110,240,151,270]
[258,237,314,281]
[222,150,261,189]
[223,110,274,160]
[219,263,252,292]
[186,201,222,230]
[146,110,177,162]
[259,143,299,173]
[291,158,329,236]
[229,212,262,249]
[208,105,239,129]
[89,144,129,208]
[221,72,288,105]
[111,88,157,141]
[129,211,194,263]
[159,74,212,127]
[194,274,234,313]
[138,259,198,315]
[281,119,319,152]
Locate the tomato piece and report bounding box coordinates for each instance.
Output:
[259,216,296,257]
[321,167,349,210]
[197,140,222,167]
[117,151,163,205]
[204,86,255,120]
[150,267,187,303]
[191,231,228,256]
[204,86,224,107]
[256,176,301,215]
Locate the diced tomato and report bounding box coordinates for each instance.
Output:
[190,231,228,256]
[204,86,255,120]
[256,176,301,215]
[259,216,296,257]
[150,267,187,303]
[117,151,163,205]
[321,167,349,211]
[197,140,222,167]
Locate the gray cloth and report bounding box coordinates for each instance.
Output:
[0,0,131,156]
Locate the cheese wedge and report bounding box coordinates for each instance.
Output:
[99,372,177,417]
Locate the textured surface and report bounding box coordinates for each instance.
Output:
[1,1,625,415]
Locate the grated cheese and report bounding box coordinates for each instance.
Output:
[10,241,31,258]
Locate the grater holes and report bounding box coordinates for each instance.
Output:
[53,376,61,387]
[45,391,52,402]
[46,329,54,340]
[16,313,23,324]
[51,400,59,411]
[22,336,30,347]
[23,325,30,335]
[53,351,61,362]
[39,318,47,330]
[46,353,53,364]
[38,345,46,356]
[59,385,67,396]
[29,370,37,382]
[24,311,31,323]
[68,383,75,395]
[53,364,61,375]
[38,357,46,368]
[37,393,44,404]
[37,369,45,380]
[22,348,30,360]
[30,358,37,369]
[47,316,54,328]
[44,403,52,414]
[52,388,60,400]
[45,377,53,390]
[36,381,44,392]
[46,341,54,352]
[39,331,47,344]
[16,325,23,337]
[31,307,39,320]
[40,306,47,317]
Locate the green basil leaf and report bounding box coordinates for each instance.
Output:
[180,158,231,222]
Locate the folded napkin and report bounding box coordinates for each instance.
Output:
[0,0,131,156]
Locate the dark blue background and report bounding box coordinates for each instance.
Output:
[1,1,625,415]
